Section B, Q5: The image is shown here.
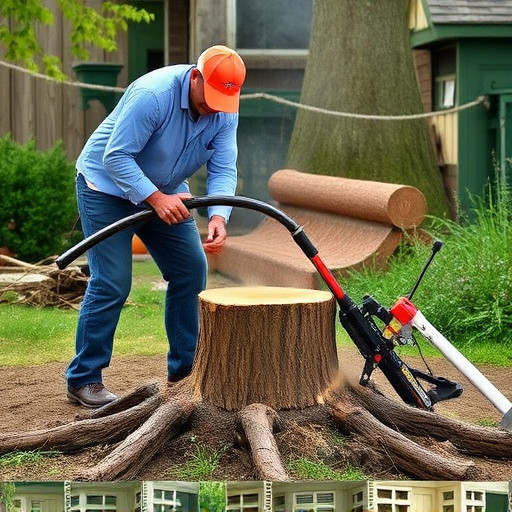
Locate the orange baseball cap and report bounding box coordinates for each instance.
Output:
[196,45,246,113]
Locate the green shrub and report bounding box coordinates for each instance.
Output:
[0,136,77,262]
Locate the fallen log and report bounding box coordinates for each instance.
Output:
[237,403,290,481]
[79,397,195,480]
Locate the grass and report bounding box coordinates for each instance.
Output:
[0,259,169,366]
[287,457,367,481]
[1,174,511,369]
[341,174,512,365]
[0,450,62,469]
[167,442,227,480]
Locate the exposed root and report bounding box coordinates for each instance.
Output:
[350,382,512,457]
[329,397,480,480]
[236,403,290,481]
[77,396,195,481]
[0,395,162,453]
[87,382,161,419]
[1,379,511,480]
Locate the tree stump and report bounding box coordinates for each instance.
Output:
[189,286,339,411]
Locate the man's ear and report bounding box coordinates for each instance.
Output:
[190,67,200,80]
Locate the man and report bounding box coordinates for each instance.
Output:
[66,45,246,408]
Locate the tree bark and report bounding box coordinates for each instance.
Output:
[190,286,338,411]
[79,397,194,481]
[237,403,290,481]
[330,398,481,480]
[0,395,162,453]
[286,0,450,218]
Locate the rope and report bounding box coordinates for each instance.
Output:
[241,92,489,120]
[0,58,489,119]
[0,59,126,93]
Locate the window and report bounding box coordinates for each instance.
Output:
[465,489,485,512]
[70,494,118,512]
[227,493,259,512]
[273,495,285,512]
[433,45,456,110]
[351,490,364,512]
[30,501,42,512]
[86,495,117,511]
[442,487,456,512]
[376,487,410,512]
[293,492,335,512]
[227,0,313,56]
[153,488,182,512]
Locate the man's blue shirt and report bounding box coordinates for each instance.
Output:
[76,65,238,220]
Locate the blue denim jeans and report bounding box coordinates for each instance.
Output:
[66,174,207,387]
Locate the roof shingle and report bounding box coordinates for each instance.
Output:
[427,0,512,24]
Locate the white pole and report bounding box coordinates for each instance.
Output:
[411,310,512,428]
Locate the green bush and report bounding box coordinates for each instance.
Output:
[0,136,77,262]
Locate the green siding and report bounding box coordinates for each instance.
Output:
[457,39,512,210]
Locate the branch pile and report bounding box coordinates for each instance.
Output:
[0,255,87,308]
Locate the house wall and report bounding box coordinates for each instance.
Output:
[13,488,65,512]
[145,481,199,512]
[373,480,510,512]
[457,38,512,211]
[271,481,367,512]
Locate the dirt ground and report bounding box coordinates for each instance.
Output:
[2,342,512,482]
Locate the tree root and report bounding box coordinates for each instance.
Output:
[87,382,161,419]
[0,394,162,453]
[77,396,195,481]
[236,403,290,481]
[1,380,511,480]
[350,383,512,457]
[329,397,481,480]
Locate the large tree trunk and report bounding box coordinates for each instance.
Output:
[287,0,450,218]
[190,286,339,411]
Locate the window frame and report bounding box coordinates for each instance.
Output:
[226,0,311,58]
[292,491,335,512]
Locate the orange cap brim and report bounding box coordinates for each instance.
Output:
[203,80,240,113]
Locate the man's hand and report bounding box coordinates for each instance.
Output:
[145,190,192,224]
[203,215,227,254]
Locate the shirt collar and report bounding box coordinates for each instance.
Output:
[181,66,193,110]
